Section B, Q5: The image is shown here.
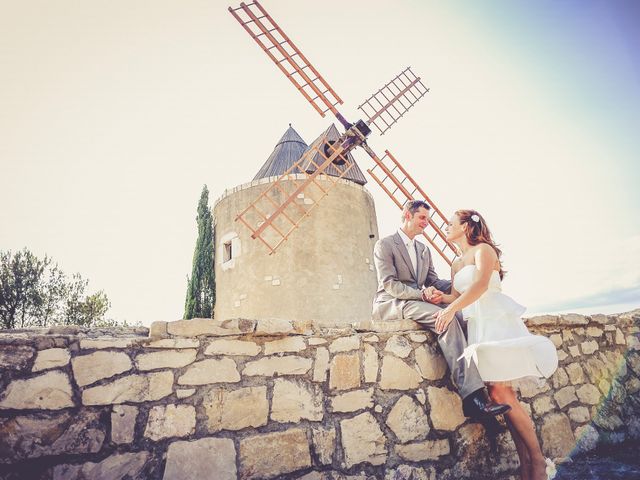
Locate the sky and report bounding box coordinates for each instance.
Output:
[1,0,639,326]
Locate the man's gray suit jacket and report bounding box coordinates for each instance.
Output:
[372,232,451,322]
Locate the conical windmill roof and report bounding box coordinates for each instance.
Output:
[301,124,367,186]
[253,124,367,185]
[253,125,308,180]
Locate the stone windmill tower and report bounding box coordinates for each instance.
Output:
[213,125,380,327]
[216,2,461,328]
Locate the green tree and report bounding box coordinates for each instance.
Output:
[0,248,113,329]
[184,185,216,319]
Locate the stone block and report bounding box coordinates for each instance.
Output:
[554,386,578,409]
[549,334,562,347]
[384,335,412,358]
[565,363,585,384]
[340,412,387,468]
[239,429,311,479]
[0,345,35,370]
[408,333,427,343]
[576,384,601,405]
[82,371,173,405]
[205,339,261,356]
[255,318,298,335]
[532,395,554,415]
[329,353,361,390]
[363,343,379,383]
[386,395,430,442]
[111,405,137,444]
[72,351,132,387]
[52,451,149,480]
[414,344,447,381]
[313,347,329,382]
[541,413,575,458]
[312,426,336,465]
[243,356,312,377]
[178,358,240,385]
[149,321,168,339]
[136,349,196,371]
[146,338,199,349]
[552,367,569,388]
[167,318,255,337]
[32,348,70,372]
[176,388,196,399]
[568,406,590,423]
[395,439,450,462]
[264,337,306,355]
[144,404,196,441]
[331,388,374,413]
[560,314,589,325]
[525,315,558,326]
[580,341,599,355]
[308,338,327,345]
[0,410,104,461]
[204,386,268,431]
[164,438,236,480]
[272,378,323,422]
[568,345,580,357]
[574,424,599,453]
[586,327,603,337]
[0,370,74,410]
[583,357,607,382]
[329,335,361,353]
[615,328,626,345]
[79,337,138,349]
[427,387,465,431]
[379,356,421,390]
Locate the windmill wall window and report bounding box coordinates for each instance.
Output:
[223,241,233,263]
[220,232,241,271]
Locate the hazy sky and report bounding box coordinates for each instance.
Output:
[2,0,639,326]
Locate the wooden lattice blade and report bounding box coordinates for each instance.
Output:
[361,144,456,266]
[358,67,429,135]
[235,131,356,254]
[229,1,343,119]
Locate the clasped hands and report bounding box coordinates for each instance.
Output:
[421,286,443,304]
[422,286,455,334]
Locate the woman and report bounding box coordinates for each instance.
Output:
[431,209,558,480]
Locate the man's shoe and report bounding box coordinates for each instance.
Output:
[462,390,511,418]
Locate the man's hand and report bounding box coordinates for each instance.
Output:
[421,286,444,304]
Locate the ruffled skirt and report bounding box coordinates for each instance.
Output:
[460,292,558,382]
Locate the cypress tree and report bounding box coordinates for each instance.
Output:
[184,185,216,319]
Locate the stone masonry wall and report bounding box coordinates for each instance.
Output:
[0,311,638,480]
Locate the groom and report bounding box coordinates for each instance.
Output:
[372,200,509,418]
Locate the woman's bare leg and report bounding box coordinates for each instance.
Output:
[488,383,546,480]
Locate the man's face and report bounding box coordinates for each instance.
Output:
[405,206,430,236]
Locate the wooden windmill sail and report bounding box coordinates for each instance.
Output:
[228,0,456,265]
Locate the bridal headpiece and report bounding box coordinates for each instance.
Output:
[471,214,480,222]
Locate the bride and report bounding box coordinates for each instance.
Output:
[430,209,558,480]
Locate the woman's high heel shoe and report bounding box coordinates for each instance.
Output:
[545,457,557,479]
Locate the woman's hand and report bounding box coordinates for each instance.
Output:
[432,306,456,334]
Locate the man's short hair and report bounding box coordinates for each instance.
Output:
[402,200,431,220]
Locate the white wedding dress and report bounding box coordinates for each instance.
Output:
[454,265,558,383]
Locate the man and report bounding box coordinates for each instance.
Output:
[372,200,509,418]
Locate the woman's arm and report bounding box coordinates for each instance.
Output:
[433,245,497,333]
[440,263,461,304]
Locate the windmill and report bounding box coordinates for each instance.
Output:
[228,1,457,266]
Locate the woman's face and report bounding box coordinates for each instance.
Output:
[445,214,466,242]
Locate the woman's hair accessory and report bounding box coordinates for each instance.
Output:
[471,214,480,222]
